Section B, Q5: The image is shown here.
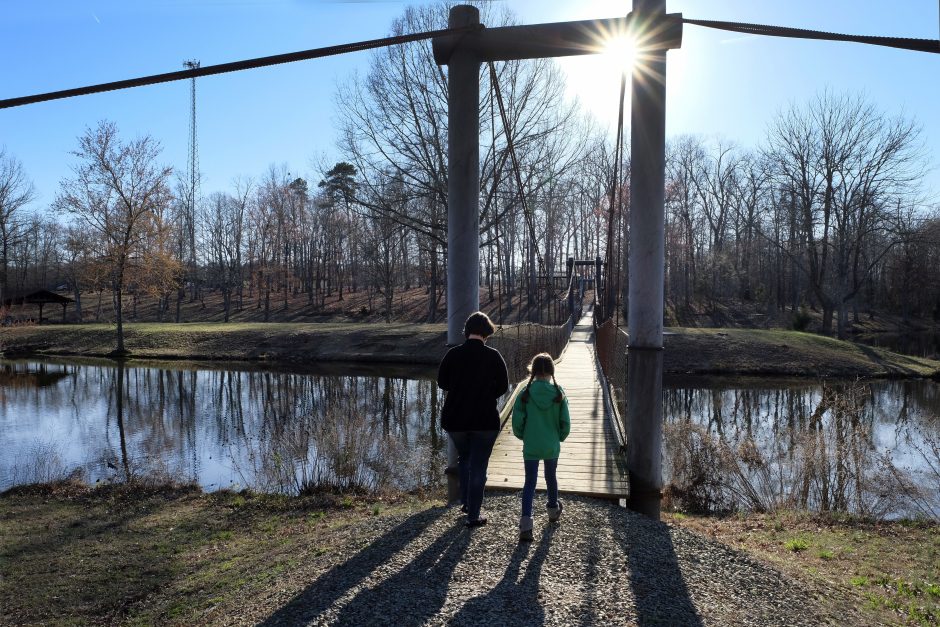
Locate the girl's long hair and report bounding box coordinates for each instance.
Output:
[520,352,564,404]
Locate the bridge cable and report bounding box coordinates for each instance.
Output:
[3,18,937,111]
[614,68,626,329]
[488,67,506,328]
[487,61,548,326]
[682,17,940,54]
[603,69,627,326]
[0,24,484,110]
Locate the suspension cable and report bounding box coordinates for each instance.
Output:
[487,61,547,322]
[489,67,505,328]
[0,24,484,110]
[683,18,940,53]
[614,70,626,329]
[3,14,938,112]
[602,70,627,324]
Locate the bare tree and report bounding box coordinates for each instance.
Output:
[56,121,173,353]
[336,3,581,322]
[0,148,36,298]
[204,185,249,322]
[765,92,925,336]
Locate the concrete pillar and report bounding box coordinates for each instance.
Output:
[626,0,667,519]
[446,4,481,347]
[445,5,481,504]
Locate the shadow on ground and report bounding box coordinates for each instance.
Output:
[449,525,555,625]
[259,506,451,625]
[608,506,703,627]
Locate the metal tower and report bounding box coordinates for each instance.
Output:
[183,60,200,300]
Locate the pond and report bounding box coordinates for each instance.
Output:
[0,358,447,495]
[1,358,938,519]
[663,377,940,520]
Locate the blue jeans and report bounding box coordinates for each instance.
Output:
[522,458,559,517]
[449,430,498,521]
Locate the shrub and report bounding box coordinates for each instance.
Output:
[791,306,812,331]
[784,537,809,552]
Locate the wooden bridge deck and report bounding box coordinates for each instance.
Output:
[486,309,629,499]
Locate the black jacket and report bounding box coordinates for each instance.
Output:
[437,338,510,432]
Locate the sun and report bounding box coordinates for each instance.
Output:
[556,32,638,124]
[601,34,638,77]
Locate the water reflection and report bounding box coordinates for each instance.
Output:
[4,359,938,519]
[0,359,445,494]
[663,377,940,520]
[855,331,940,360]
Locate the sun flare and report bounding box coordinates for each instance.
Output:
[602,34,638,76]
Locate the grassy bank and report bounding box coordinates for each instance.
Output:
[4,322,939,378]
[0,322,449,366]
[666,511,940,626]
[663,327,940,378]
[0,482,439,625]
[1,483,936,625]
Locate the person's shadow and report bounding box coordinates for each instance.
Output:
[259,507,450,625]
[449,525,555,626]
[330,518,470,626]
[608,507,702,626]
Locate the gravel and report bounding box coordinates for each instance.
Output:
[256,492,864,626]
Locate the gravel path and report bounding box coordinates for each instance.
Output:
[256,492,862,626]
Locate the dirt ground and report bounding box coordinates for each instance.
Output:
[1,483,936,626]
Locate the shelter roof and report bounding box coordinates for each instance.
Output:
[2,290,74,306]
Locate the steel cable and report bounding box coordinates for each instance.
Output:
[683,17,940,54]
[4,17,937,111]
[0,24,484,110]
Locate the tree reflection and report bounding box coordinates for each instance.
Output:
[663,379,940,520]
[0,359,445,494]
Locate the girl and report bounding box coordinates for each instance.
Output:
[511,353,571,542]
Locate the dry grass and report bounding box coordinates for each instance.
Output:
[664,327,940,378]
[4,323,938,378]
[2,482,936,626]
[666,510,940,626]
[0,321,449,365]
[0,482,439,625]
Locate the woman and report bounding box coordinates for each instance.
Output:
[437,311,509,527]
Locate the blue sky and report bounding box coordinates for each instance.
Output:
[2,0,939,208]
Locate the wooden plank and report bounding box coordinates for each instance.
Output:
[484,309,629,499]
[487,477,626,491]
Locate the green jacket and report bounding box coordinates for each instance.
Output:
[511,379,571,461]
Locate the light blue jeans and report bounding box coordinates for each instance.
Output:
[522,458,559,517]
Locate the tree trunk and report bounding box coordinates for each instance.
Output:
[114,286,125,354]
[175,287,183,323]
[72,285,83,322]
[427,245,438,323]
[821,303,834,335]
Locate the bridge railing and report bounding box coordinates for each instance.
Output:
[488,319,572,385]
[488,272,590,384]
[594,317,629,448]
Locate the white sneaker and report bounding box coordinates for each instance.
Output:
[519,515,534,542]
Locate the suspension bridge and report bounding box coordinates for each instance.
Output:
[3,2,936,519]
[487,305,629,499]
